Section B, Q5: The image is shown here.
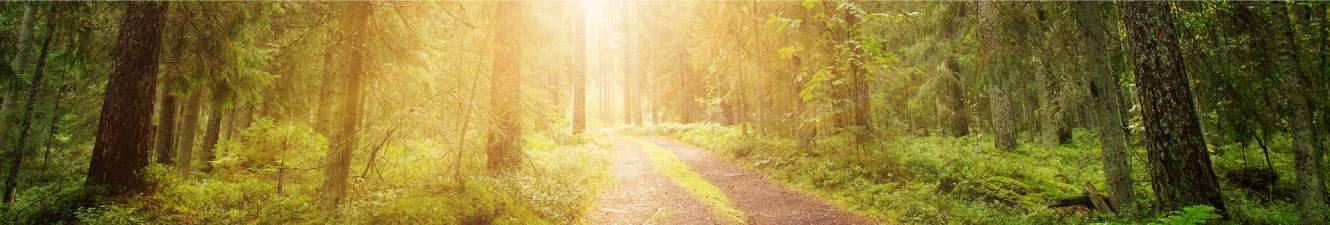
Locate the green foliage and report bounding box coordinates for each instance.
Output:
[60,130,612,224]
[626,123,1308,224]
[1096,206,1221,225]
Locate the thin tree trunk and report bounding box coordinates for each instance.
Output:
[1270,2,1328,223]
[4,9,57,205]
[573,4,586,134]
[86,1,169,198]
[41,85,65,173]
[1076,1,1135,211]
[1122,1,1225,213]
[0,5,38,173]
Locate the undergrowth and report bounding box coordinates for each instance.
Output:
[624,123,1305,225]
[5,119,613,224]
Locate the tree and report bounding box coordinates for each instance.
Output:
[1122,1,1225,213]
[1075,1,1134,211]
[573,3,586,134]
[979,1,1017,151]
[155,9,190,166]
[176,88,204,173]
[320,1,371,214]
[86,1,170,197]
[1269,2,1328,223]
[487,1,526,170]
[4,5,58,205]
[199,84,229,173]
[0,5,37,187]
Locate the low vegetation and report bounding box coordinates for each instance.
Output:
[624,123,1305,224]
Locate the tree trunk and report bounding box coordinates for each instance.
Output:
[86,1,169,198]
[315,49,340,138]
[1076,1,1135,211]
[3,9,57,205]
[199,102,224,173]
[0,5,38,175]
[486,1,525,171]
[175,88,203,173]
[980,1,1017,151]
[1122,1,1226,213]
[320,2,371,215]
[1270,2,1328,223]
[573,4,586,134]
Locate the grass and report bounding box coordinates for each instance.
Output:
[619,136,747,225]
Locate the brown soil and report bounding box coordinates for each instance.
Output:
[585,137,876,225]
[586,138,722,225]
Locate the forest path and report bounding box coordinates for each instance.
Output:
[585,136,874,225]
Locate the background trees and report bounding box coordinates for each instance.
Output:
[0,1,1327,224]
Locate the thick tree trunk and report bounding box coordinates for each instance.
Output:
[320,2,371,215]
[1270,2,1329,223]
[486,1,525,171]
[979,1,1017,151]
[1076,1,1135,211]
[3,9,57,205]
[1122,1,1226,213]
[175,89,203,173]
[573,5,586,134]
[86,1,168,197]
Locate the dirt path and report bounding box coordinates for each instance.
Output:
[586,137,874,225]
[586,138,722,225]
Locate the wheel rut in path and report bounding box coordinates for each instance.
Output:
[586,137,875,225]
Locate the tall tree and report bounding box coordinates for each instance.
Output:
[0,4,38,178]
[320,1,372,214]
[199,84,229,173]
[155,9,190,166]
[86,1,170,197]
[979,1,1017,150]
[4,6,58,205]
[487,1,526,170]
[175,89,204,173]
[1122,1,1225,213]
[1076,1,1134,211]
[573,3,587,134]
[1269,2,1328,223]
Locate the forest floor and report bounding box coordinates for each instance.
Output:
[586,136,873,225]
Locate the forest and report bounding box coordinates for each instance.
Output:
[0,0,1328,224]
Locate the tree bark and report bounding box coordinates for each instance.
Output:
[1122,1,1226,213]
[320,2,371,214]
[86,1,169,197]
[200,98,225,173]
[979,1,1017,151]
[486,1,526,171]
[4,8,57,205]
[315,49,340,138]
[1076,1,1135,211]
[1270,2,1328,223]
